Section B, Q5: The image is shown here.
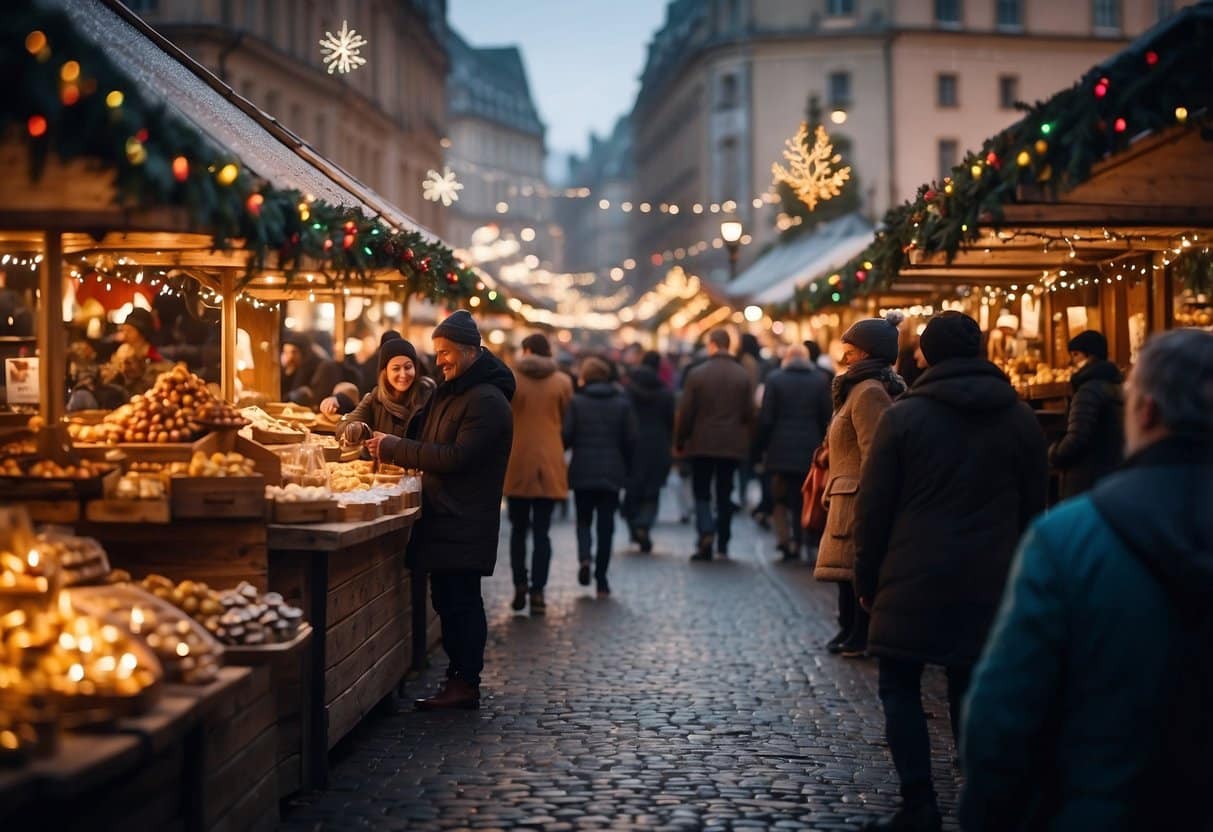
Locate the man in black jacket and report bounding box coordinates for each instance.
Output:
[1050,329,1124,498]
[368,310,515,711]
[852,312,1047,831]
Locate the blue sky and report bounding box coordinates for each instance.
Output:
[448,0,669,179]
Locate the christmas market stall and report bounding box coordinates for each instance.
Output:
[0,0,484,824]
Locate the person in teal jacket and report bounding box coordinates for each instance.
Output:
[959,328,1213,831]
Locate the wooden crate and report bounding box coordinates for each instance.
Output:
[271,500,339,525]
[10,498,81,524]
[85,497,171,524]
[337,500,383,523]
[172,475,265,519]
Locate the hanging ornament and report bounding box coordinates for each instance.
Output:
[403,247,415,263]
[422,167,463,206]
[318,21,368,75]
[771,123,851,212]
[419,257,431,273]
[246,193,264,216]
[1094,77,1109,98]
[216,163,238,186]
[1114,117,1127,133]
[27,115,47,137]
[171,156,189,182]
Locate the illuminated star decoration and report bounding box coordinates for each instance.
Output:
[319,20,368,75]
[771,123,852,212]
[422,167,463,206]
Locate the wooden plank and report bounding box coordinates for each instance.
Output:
[324,608,408,703]
[999,202,1213,227]
[327,554,407,626]
[275,753,302,802]
[265,508,418,552]
[325,584,404,672]
[325,644,409,749]
[203,724,278,831]
[326,535,398,597]
[204,687,277,768]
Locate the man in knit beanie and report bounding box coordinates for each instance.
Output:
[366,309,516,710]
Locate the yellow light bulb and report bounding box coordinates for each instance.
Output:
[970,163,983,178]
[1016,150,1031,167]
[106,90,124,108]
[216,163,239,186]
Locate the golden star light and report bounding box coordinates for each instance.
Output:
[319,21,368,75]
[771,123,852,212]
[422,167,463,206]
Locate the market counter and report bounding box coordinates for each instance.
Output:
[266,507,422,787]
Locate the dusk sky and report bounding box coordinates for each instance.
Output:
[447,0,670,180]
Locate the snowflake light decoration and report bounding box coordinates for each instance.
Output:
[771,123,851,212]
[319,20,368,75]
[422,167,463,206]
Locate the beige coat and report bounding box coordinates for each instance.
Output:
[814,378,894,582]
[503,355,573,499]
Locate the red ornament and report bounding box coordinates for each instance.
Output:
[924,189,937,201]
[419,257,431,273]
[1094,77,1109,98]
[323,238,333,252]
[403,247,415,262]
[136,128,149,143]
[985,151,1000,169]
[1145,50,1159,66]
[246,193,264,216]
[1114,117,1127,133]
[855,270,867,283]
[344,220,356,233]
[343,232,356,250]
[445,271,458,284]
[171,155,189,182]
[27,115,47,137]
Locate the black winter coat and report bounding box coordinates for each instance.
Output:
[563,382,637,492]
[754,361,832,474]
[1050,358,1124,499]
[625,367,675,498]
[380,350,515,575]
[853,358,1048,667]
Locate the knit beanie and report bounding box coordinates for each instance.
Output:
[378,337,419,372]
[1067,329,1108,360]
[379,330,402,347]
[841,311,903,364]
[432,309,481,346]
[919,311,983,365]
[123,307,156,341]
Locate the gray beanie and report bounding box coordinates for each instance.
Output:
[841,311,904,364]
[432,309,481,346]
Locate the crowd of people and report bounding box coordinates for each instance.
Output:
[351,307,1211,831]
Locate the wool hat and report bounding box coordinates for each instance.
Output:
[379,337,419,373]
[432,309,481,346]
[123,307,156,342]
[281,331,312,353]
[379,330,402,347]
[1068,329,1108,360]
[841,311,903,364]
[919,311,983,365]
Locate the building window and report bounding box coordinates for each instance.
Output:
[937,74,959,108]
[718,73,739,110]
[938,139,959,181]
[998,75,1019,109]
[1156,0,1174,20]
[828,71,852,107]
[996,0,1022,27]
[934,0,961,25]
[1094,0,1121,30]
[826,0,855,16]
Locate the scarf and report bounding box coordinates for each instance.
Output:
[832,357,907,411]
[376,376,434,425]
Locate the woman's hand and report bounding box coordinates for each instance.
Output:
[319,396,340,416]
[364,431,389,461]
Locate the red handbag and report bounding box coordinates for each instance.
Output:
[801,444,829,532]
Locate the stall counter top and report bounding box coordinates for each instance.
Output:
[266,507,420,552]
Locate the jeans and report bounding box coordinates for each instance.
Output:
[877,657,973,808]
[622,492,659,535]
[430,571,487,687]
[507,497,556,590]
[770,470,808,550]
[574,489,619,581]
[691,457,738,546]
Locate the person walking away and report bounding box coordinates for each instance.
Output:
[753,343,832,561]
[564,356,636,596]
[366,310,514,710]
[960,328,1213,831]
[1049,329,1124,499]
[815,313,906,656]
[622,351,675,553]
[503,333,572,614]
[849,312,1047,831]
[676,329,755,560]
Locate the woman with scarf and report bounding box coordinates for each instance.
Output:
[814,312,907,658]
[341,338,435,443]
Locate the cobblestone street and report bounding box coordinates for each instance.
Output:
[281,497,962,831]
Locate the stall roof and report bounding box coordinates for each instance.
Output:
[727,213,872,300]
[51,0,444,244]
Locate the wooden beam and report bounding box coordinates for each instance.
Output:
[221,273,237,402]
[999,203,1213,227]
[38,232,65,425]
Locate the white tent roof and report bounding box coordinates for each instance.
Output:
[727,213,873,304]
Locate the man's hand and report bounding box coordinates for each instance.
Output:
[364,431,388,461]
[319,396,340,416]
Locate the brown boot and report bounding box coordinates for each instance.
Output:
[414,677,480,711]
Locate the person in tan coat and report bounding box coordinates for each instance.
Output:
[815,312,906,657]
[503,333,573,614]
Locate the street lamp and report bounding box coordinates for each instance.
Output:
[720,218,743,280]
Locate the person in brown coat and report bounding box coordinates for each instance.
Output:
[815,312,906,657]
[675,329,755,560]
[503,333,573,615]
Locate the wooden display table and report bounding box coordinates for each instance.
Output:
[0,666,279,832]
[267,509,420,787]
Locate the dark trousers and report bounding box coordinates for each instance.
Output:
[507,497,556,591]
[430,571,487,687]
[691,457,738,545]
[877,657,973,808]
[837,582,869,644]
[574,489,619,581]
[770,470,808,550]
[622,491,659,534]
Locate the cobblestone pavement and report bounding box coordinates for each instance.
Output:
[281,495,962,831]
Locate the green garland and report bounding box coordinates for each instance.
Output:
[768,4,1213,318]
[2,6,512,315]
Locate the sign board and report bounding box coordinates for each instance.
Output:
[5,357,39,404]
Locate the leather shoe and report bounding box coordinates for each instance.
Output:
[636,528,653,553]
[529,590,546,615]
[826,628,850,654]
[511,585,527,612]
[861,803,942,831]
[414,678,480,711]
[577,561,591,586]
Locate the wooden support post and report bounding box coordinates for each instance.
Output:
[38,232,65,425]
[1149,251,1172,334]
[221,272,238,401]
[333,291,346,362]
